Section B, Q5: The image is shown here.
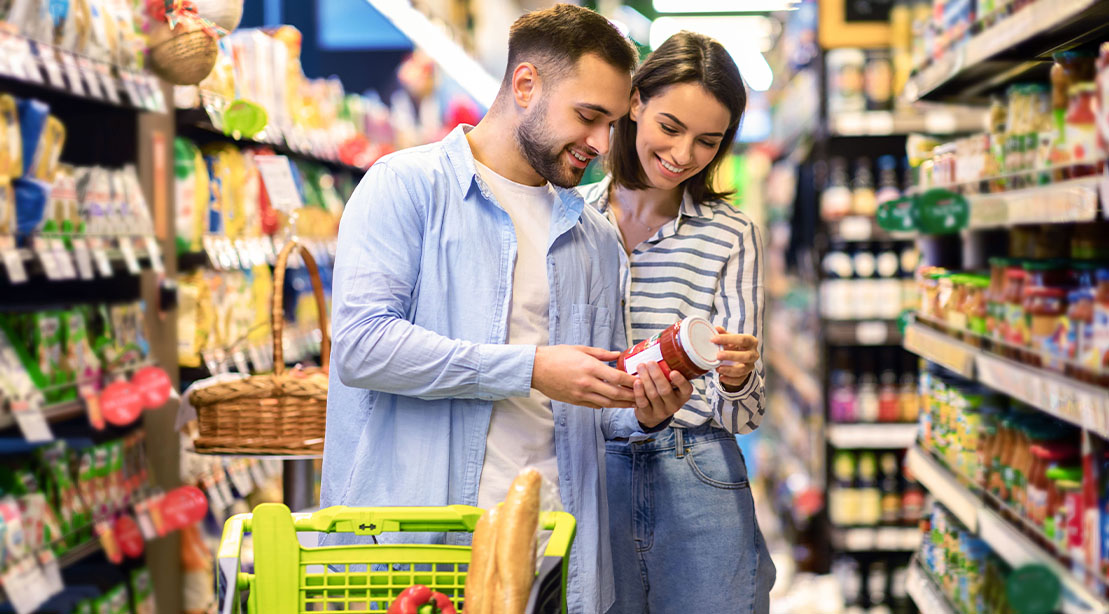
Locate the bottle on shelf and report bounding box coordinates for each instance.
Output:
[878,354,900,423]
[851,157,879,217]
[822,157,853,222]
[830,350,858,423]
[857,354,880,423]
[898,353,919,423]
[832,450,860,526]
[858,451,882,526]
[867,559,888,609]
[853,243,879,319]
[823,241,855,320]
[876,156,902,206]
[901,465,925,526]
[879,451,903,524]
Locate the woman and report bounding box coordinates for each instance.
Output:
[579,32,775,612]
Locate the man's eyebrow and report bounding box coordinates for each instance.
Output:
[660,112,725,137]
[577,103,615,117]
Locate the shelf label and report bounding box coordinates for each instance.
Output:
[49,239,76,280]
[2,248,28,284]
[97,63,120,104]
[255,155,305,212]
[77,57,104,99]
[32,238,62,281]
[71,238,95,280]
[34,43,65,89]
[11,399,54,443]
[88,237,113,277]
[58,51,85,97]
[142,236,165,274]
[118,238,141,274]
[905,324,974,376]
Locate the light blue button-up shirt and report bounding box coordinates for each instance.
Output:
[320,125,646,613]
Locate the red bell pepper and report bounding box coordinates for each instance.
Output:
[386,585,458,614]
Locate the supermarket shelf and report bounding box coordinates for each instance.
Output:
[824,319,903,346]
[826,215,916,243]
[906,446,1109,614]
[58,540,102,568]
[907,559,959,614]
[959,175,1103,229]
[903,320,1109,439]
[826,423,918,449]
[829,109,985,137]
[903,0,1109,103]
[766,349,822,406]
[176,108,367,174]
[0,399,86,432]
[831,526,920,552]
[0,32,165,113]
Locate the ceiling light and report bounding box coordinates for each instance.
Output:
[366,0,499,108]
[648,16,775,90]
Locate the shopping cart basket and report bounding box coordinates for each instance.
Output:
[217,503,576,614]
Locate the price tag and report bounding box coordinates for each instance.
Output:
[6,37,32,81]
[49,239,76,279]
[2,558,51,614]
[255,155,305,212]
[2,248,28,284]
[89,237,114,277]
[235,240,253,269]
[32,238,62,281]
[71,238,95,279]
[232,350,250,375]
[11,400,54,443]
[33,43,65,89]
[118,237,141,274]
[142,236,165,274]
[97,63,120,104]
[248,460,268,487]
[36,550,63,596]
[58,51,85,97]
[0,32,12,76]
[77,57,104,99]
[220,238,241,270]
[19,39,43,84]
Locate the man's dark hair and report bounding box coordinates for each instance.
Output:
[609,31,747,204]
[503,4,638,87]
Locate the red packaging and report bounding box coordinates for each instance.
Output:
[617,316,722,380]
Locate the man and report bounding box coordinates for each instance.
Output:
[320,5,681,613]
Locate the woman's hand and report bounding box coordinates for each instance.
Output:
[712,326,759,390]
[632,362,694,427]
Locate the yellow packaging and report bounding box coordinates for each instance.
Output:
[30,116,66,183]
[0,95,22,180]
[202,144,247,240]
[0,177,13,236]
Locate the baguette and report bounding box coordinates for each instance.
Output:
[465,506,498,614]
[493,468,541,614]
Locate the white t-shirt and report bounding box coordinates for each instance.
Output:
[473,160,561,510]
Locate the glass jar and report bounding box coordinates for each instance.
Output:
[1066,289,1095,382]
[1065,82,1099,178]
[1024,286,1067,369]
[987,257,1015,339]
[1002,267,1028,359]
[965,274,990,341]
[947,274,970,331]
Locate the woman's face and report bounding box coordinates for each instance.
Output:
[630,82,731,192]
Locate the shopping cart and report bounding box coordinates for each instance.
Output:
[216,503,576,614]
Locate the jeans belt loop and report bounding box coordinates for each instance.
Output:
[675,428,685,459]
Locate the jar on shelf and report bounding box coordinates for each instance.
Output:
[947,274,970,332]
[1094,269,1109,387]
[987,257,1016,340]
[1024,286,1067,370]
[1065,82,1100,178]
[1002,266,1029,359]
[964,274,990,341]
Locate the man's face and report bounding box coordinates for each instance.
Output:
[515,53,632,188]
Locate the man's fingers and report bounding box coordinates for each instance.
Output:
[589,378,636,404]
[595,363,637,389]
[577,346,623,361]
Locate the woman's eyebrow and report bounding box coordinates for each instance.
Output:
[658,112,724,137]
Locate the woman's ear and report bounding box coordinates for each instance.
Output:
[629,89,642,123]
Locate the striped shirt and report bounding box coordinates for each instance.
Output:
[578,176,766,434]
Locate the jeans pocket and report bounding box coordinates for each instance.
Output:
[685,438,750,490]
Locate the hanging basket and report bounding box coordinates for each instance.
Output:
[148,21,219,86]
[189,240,330,455]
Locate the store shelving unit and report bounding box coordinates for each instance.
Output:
[906,446,1109,614]
[904,319,1109,439]
[825,423,918,450]
[823,319,903,346]
[831,526,921,552]
[829,108,985,137]
[824,215,916,243]
[906,559,959,614]
[903,0,1109,103]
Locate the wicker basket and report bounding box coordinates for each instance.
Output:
[190,240,330,455]
[148,24,219,86]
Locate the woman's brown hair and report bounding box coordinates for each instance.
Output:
[608,31,747,203]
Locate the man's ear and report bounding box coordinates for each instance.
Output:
[511,62,539,109]
[629,88,642,123]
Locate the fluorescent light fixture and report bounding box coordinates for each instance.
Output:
[615,5,653,46]
[365,0,499,109]
[654,0,799,13]
[649,16,775,91]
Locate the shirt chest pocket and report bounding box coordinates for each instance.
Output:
[567,303,614,349]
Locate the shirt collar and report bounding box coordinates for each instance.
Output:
[593,174,713,223]
[442,123,587,228]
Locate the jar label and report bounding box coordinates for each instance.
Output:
[622,342,665,376]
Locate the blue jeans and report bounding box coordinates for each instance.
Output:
[605,424,775,613]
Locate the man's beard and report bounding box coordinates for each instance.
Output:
[515,102,585,189]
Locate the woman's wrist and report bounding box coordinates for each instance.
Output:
[720,372,751,393]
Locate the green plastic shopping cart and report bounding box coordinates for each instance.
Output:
[217,503,576,614]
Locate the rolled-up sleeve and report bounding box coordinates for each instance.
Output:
[331,162,534,401]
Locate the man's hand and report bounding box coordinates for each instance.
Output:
[712,327,759,390]
[532,346,637,409]
[632,362,693,428]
